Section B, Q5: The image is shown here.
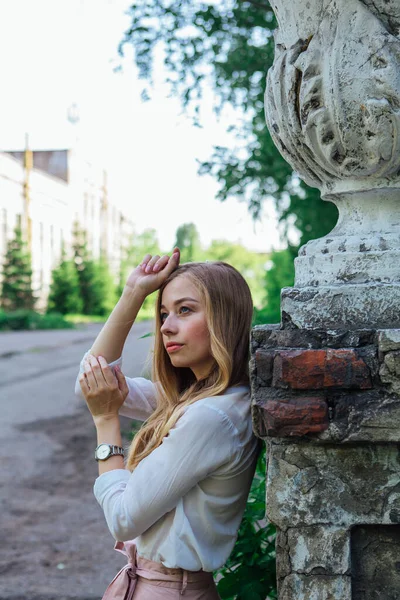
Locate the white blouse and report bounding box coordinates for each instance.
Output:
[75,353,260,572]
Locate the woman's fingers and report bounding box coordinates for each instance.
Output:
[140,254,152,268]
[97,356,118,387]
[79,372,89,395]
[162,248,180,278]
[144,255,160,273]
[84,358,97,390]
[115,367,129,397]
[153,255,170,273]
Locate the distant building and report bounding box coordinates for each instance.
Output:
[0,148,134,310]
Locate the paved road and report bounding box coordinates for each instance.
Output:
[0,321,154,599]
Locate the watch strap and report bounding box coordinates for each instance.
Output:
[95,443,125,461]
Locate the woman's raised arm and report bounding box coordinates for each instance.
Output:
[88,249,180,363]
[89,286,146,364]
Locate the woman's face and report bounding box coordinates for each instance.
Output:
[160,275,214,380]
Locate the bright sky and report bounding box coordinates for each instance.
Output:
[0,0,287,253]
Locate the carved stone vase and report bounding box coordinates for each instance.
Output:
[265,0,400,329]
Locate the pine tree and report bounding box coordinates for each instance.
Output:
[91,258,118,317]
[72,220,98,315]
[72,220,118,316]
[1,223,35,311]
[47,243,83,314]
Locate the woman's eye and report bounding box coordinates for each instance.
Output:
[161,307,191,322]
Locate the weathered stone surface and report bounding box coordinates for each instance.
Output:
[279,573,351,600]
[276,530,291,580]
[272,349,372,390]
[351,525,400,600]
[251,325,322,350]
[251,325,376,351]
[287,526,350,575]
[254,349,275,385]
[281,284,400,330]
[261,396,329,437]
[251,324,280,352]
[266,0,400,330]
[326,392,400,443]
[378,329,400,353]
[266,443,400,529]
[380,351,400,396]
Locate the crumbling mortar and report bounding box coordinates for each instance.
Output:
[279,571,351,583]
[294,566,351,576]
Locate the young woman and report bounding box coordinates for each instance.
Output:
[75,247,261,599]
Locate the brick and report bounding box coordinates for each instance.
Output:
[262,397,329,436]
[255,349,275,384]
[272,349,372,390]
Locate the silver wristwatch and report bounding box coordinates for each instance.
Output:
[95,443,125,462]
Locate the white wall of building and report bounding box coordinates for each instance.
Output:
[0,150,134,311]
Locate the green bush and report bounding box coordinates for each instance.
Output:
[0,310,74,331]
[215,445,277,599]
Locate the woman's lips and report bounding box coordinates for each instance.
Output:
[166,344,184,353]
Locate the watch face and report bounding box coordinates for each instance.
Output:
[97,444,111,459]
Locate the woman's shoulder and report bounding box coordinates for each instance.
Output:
[187,385,253,439]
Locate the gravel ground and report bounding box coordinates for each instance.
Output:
[0,323,153,600]
[1,409,134,600]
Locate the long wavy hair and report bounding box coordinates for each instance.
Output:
[126,261,254,471]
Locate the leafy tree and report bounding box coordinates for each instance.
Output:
[1,223,35,311]
[119,0,338,248]
[119,228,161,294]
[174,223,201,263]
[119,228,162,318]
[204,239,267,308]
[47,244,83,314]
[254,247,295,325]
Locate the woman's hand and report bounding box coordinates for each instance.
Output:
[79,355,129,424]
[125,247,181,298]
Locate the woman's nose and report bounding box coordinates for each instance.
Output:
[160,314,178,334]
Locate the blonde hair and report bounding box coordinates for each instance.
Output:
[126,261,254,471]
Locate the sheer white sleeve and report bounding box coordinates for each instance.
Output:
[93,403,237,542]
[75,350,157,421]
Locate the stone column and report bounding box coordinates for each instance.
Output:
[251,2,400,598]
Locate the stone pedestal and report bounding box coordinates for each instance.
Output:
[251,327,400,598]
[252,1,400,597]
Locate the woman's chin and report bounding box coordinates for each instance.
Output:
[169,356,189,368]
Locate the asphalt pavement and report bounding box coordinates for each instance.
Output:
[0,321,154,599]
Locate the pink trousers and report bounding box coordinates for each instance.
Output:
[101,541,221,600]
